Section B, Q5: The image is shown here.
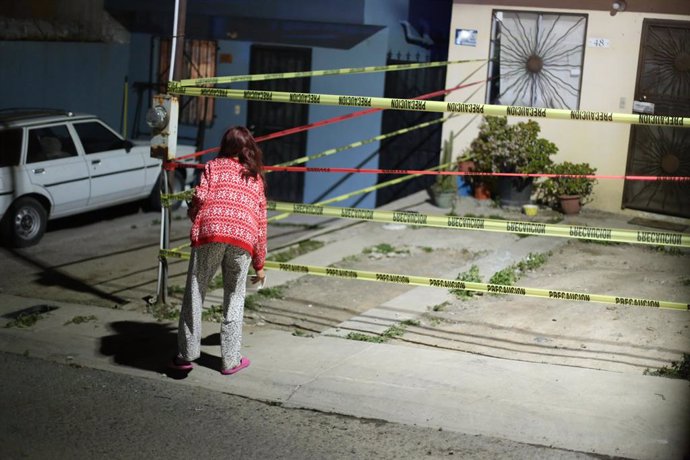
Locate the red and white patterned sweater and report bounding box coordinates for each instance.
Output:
[189,157,267,271]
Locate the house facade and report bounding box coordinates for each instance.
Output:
[443,0,690,218]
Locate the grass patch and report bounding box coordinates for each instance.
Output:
[488,252,551,293]
[256,286,284,299]
[420,246,434,253]
[431,301,451,312]
[244,295,260,311]
[64,315,97,326]
[168,284,185,296]
[209,274,224,291]
[682,278,690,286]
[650,245,684,256]
[271,240,325,262]
[363,243,410,256]
[644,354,689,381]
[451,265,482,300]
[292,328,314,338]
[345,320,419,343]
[149,302,179,321]
[5,313,45,328]
[202,304,223,322]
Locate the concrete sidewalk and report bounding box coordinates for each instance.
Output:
[0,293,687,460]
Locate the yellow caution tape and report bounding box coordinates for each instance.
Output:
[268,201,690,248]
[263,261,688,311]
[158,250,688,311]
[179,58,487,86]
[168,84,690,128]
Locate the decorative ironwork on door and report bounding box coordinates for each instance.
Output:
[623,19,690,218]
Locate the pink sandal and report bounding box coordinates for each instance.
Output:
[168,356,193,371]
[221,357,250,375]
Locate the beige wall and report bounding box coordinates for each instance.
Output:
[444,2,689,216]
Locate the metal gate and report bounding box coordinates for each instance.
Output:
[247,45,311,203]
[376,57,447,207]
[622,19,690,218]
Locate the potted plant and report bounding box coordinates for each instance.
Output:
[535,161,597,214]
[464,116,557,206]
[430,135,457,208]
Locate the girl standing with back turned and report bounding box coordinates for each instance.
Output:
[171,126,267,375]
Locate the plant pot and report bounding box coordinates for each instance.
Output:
[431,189,456,208]
[497,177,533,207]
[559,195,581,215]
[474,182,491,200]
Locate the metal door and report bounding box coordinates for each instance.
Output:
[247,45,311,203]
[376,58,446,206]
[622,19,690,218]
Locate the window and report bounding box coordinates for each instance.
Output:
[487,11,587,109]
[159,39,217,126]
[26,125,78,163]
[73,121,124,154]
[0,129,22,167]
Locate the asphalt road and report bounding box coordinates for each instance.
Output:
[0,352,602,460]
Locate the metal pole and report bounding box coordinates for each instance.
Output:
[156,0,187,305]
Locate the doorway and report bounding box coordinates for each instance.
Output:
[247,45,311,203]
[622,19,690,218]
[376,59,447,206]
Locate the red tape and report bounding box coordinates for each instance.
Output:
[262,165,690,182]
[175,79,486,161]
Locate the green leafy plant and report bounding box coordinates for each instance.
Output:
[433,135,458,192]
[451,265,482,300]
[465,116,557,188]
[535,161,597,209]
[644,354,689,380]
[64,315,97,326]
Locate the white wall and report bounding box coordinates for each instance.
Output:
[443,2,689,215]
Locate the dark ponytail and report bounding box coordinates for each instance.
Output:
[217,126,264,182]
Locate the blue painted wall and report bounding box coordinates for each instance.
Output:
[1,0,439,209]
[0,41,129,131]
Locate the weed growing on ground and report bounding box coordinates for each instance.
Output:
[202,304,223,322]
[5,313,44,328]
[345,320,418,343]
[451,265,482,300]
[420,246,434,253]
[683,278,690,286]
[243,286,285,312]
[168,284,185,296]
[431,301,451,312]
[292,329,314,338]
[363,243,410,256]
[644,354,689,381]
[149,302,179,321]
[209,274,224,291]
[488,252,551,292]
[271,240,325,262]
[64,315,97,326]
[650,245,684,256]
[489,267,518,286]
[244,295,260,311]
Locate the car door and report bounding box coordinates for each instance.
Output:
[71,120,146,206]
[25,124,90,217]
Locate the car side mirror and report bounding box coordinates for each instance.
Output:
[123,139,133,153]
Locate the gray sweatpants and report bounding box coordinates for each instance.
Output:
[178,242,251,370]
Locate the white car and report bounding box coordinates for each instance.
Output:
[0,108,196,247]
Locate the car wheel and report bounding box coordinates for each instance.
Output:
[6,197,47,247]
[147,171,186,211]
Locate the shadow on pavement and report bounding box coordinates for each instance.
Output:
[99,320,223,379]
